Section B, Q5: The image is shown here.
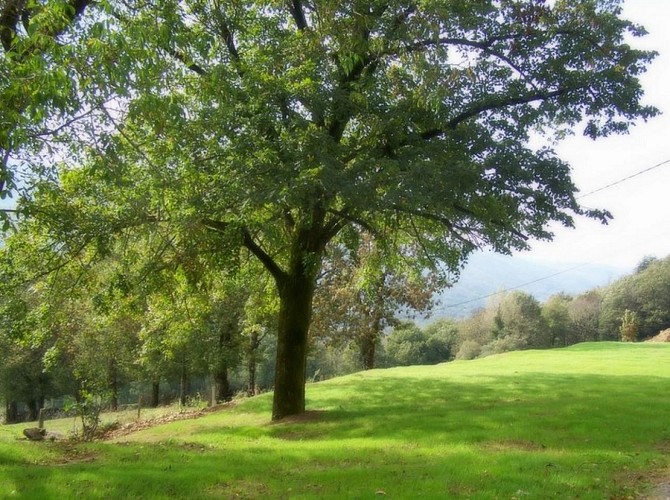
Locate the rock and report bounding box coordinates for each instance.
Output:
[23,427,47,441]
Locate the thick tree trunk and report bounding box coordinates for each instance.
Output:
[361,333,376,370]
[214,369,232,402]
[5,400,18,424]
[360,312,382,370]
[27,399,39,421]
[272,267,317,420]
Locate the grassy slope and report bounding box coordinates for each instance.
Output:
[1,342,669,499]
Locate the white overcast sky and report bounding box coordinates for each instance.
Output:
[519,0,670,271]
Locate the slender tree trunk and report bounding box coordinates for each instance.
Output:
[247,330,258,396]
[272,261,318,420]
[109,361,119,411]
[179,361,188,407]
[150,381,160,408]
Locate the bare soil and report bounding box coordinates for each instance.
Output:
[647,329,670,342]
[100,402,236,440]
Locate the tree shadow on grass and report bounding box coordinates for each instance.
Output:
[301,371,670,453]
[3,371,668,498]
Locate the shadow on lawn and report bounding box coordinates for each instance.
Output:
[3,370,668,498]
[299,371,670,452]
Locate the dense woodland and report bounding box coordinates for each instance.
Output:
[2,249,669,424]
[0,0,658,423]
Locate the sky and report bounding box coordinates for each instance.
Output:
[518,0,670,271]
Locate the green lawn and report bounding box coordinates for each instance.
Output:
[1,342,669,498]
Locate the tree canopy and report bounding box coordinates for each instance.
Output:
[0,0,658,419]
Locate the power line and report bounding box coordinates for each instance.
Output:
[437,158,670,309]
[577,158,670,200]
[437,261,591,311]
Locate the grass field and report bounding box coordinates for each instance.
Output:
[1,342,669,499]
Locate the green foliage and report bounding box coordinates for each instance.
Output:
[312,232,441,369]
[455,291,548,358]
[601,256,670,339]
[541,293,572,347]
[567,289,604,341]
[619,309,639,342]
[384,319,456,367]
[65,389,106,441]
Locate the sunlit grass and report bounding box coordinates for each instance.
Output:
[1,342,669,498]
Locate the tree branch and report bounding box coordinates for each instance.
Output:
[325,208,377,240]
[168,49,207,76]
[201,218,287,283]
[2,0,94,57]
[391,205,475,248]
[421,87,577,140]
[287,0,308,31]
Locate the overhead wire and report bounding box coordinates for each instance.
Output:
[437,156,670,312]
[576,158,670,199]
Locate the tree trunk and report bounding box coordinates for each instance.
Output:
[27,399,39,421]
[179,362,189,407]
[247,330,258,396]
[214,369,232,402]
[360,312,382,370]
[5,400,18,424]
[272,265,317,421]
[360,332,376,370]
[150,381,160,408]
[109,361,119,411]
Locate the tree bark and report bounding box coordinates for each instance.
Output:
[5,400,18,424]
[214,369,232,402]
[179,362,189,407]
[150,381,160,407]
[272,258,318,420]
[109,360,119,411]
[27,399,39,421]
[247,330,258,396]
[360,332,376,370]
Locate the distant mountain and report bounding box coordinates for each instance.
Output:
[428,252,627,320]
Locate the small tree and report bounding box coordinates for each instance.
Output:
[619,309,639,342]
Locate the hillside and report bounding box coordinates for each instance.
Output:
[1,342,669,498]
[432,251,626,318]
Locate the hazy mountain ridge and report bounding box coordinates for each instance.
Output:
[430,252,627,319]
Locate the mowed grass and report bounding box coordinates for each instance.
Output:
[1,342,670,499]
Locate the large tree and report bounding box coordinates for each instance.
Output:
[4,0,657,419]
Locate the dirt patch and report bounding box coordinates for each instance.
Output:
[480,439,546,452]
[647,329,670,342]
[50,443,98,465]
[636,469,670,500]
[646,481,670,499]
[100,402,236,440]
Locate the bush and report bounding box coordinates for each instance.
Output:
[456,340,482,360]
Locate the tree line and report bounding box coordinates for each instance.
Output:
[3,238,669,424]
